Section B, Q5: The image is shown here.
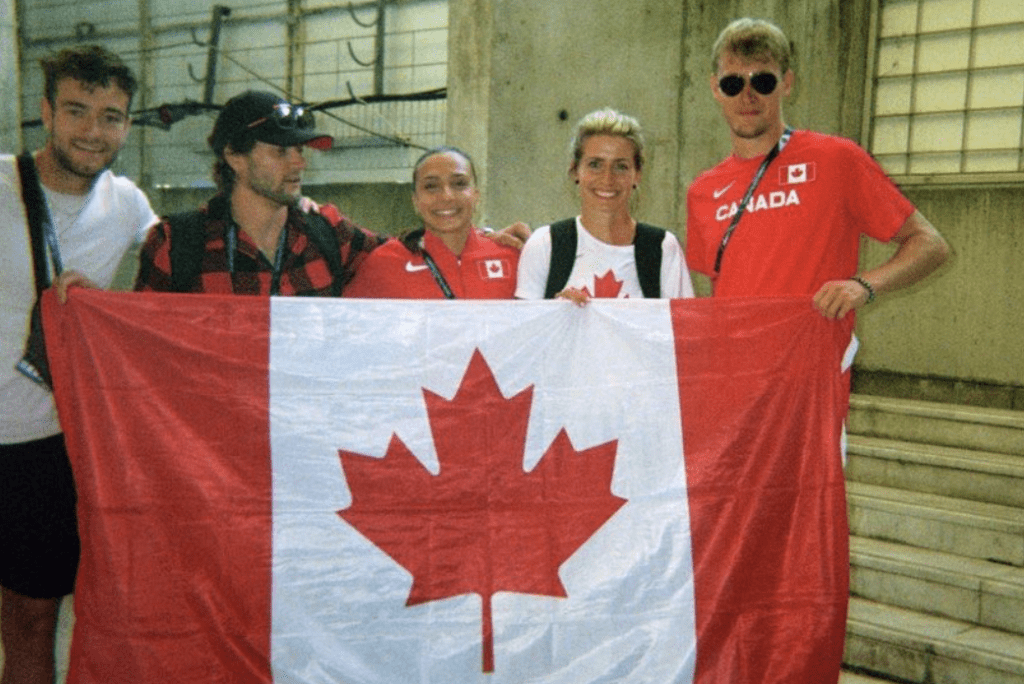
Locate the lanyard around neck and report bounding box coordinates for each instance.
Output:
[402,228,456,299]
[421,249,456,299]
[225,222,288,295]
[713,127,794,276]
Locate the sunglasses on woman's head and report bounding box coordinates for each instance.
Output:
[718,72,779,97]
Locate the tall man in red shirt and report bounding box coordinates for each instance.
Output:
[686,18,950,317]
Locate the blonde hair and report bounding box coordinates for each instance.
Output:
[568,108,645,172]
[711,18,792,74]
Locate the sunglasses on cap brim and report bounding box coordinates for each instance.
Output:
[718,72,779,97]
[247,102,316,131]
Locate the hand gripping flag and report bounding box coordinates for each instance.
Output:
[43,291,853,684]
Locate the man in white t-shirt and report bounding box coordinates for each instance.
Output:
[0,45,157,684]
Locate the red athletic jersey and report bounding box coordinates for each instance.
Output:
[343,228,518,299]
[685,130,914,297]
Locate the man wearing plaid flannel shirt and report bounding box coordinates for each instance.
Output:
[133,90,382,295]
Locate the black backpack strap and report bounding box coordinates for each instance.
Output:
[165,210,209,293]
[299,212,345,296]
[15,153,62,390]
[16,152,54,293]
[163,207,347,296]
[544,218,578,299]
[633,222,665,299]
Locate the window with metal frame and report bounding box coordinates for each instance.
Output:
[865,0,1024,184]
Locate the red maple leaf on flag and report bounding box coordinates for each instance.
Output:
[589,269,626,298]
[337,349,626,673]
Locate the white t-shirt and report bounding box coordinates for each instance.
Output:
[0,154,158,443]
[515,216,695,299]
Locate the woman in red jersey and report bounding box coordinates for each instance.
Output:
[343,147,518,299]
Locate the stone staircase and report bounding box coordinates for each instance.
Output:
[843,394,1024,683]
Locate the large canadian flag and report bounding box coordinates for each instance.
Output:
[43,291,852,684]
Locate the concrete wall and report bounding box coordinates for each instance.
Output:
[857,185,1024,392]
[447,0,1023,398]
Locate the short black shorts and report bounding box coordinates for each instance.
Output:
[0,434,79,598]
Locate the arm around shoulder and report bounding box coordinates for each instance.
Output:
[487,222,532,251]
[513,226,552,299]
[314,202,383,246]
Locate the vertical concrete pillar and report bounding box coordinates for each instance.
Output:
[447,0,495,223]
[448,0,685,232]
[0,0,22,153]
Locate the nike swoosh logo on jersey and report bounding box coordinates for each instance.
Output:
[405,262,429,272]
[713,181,736,199]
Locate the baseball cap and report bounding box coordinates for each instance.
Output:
[209,90,333,155]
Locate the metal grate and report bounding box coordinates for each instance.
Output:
[16,0,450,187]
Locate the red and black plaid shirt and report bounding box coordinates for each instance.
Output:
[134,193,383,296]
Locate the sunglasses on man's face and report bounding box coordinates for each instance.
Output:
[718,72,779,97]
[248,102,315,131]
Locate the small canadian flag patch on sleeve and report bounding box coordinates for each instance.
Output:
[480,259,510,279]
[780,162,816,185]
